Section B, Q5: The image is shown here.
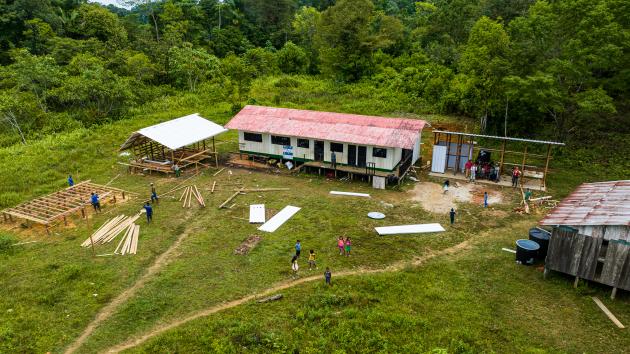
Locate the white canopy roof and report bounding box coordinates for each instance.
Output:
[120,113,228,150]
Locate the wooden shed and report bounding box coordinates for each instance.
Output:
[540,180,630,298]
[119,114,227,174]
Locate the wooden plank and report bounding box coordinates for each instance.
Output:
[213,167,226,177]
[219,189,243,209]
[237,188,290,192]
[211,181,216,193]
[592,297,625,328]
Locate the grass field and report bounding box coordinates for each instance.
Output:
[1,77,629,353]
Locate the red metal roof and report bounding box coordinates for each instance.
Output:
[540,180,630,226]
[225,105,427,149]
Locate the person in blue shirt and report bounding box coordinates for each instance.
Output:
[150,183,159,204]
[68,175,74,187]
[484,191,489,208]
[331,152,337,169]
[143,202,153,223]
[295,240,301,257]
[90,192,101,212]
[324,267,331,285]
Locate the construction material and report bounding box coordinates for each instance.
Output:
[372,176,386,189]
[104,174,121,186]
[258,206,301,233]
[81,214,140,255]
[502,248,517,254]
[592,297,625,328]
[2,180,128,228]
[213,167,226,176]
[12,240,39,246]
[367,212,386,220]
[257,294,283,303]
[179,185,205,208]
[211,181,216,193]
[330,191,371,198]
[249,204,266,224]
[237,188,290,192]
[375,223,445,236]
[219,188,244,209]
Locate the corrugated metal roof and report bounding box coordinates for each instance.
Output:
[435,130,565,146]
[540,180,630,226]
[120,114,227,150]
[225,105,427,149]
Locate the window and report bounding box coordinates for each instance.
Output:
[373,148,387,158]
[297,139,310,148]
[243,132,263,142]
[271,135,291,146]
[330,143,344,152]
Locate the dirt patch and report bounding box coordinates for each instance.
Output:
[482,209,509,218]
[408,182,504,214]
[234,235,262,255]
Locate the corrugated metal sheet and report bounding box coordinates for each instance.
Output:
[225,105,427,149]
[120,114,227,150]
[540,180,630,226]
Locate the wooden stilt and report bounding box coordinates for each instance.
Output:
[574,276,580,288]
[611,287,618,300]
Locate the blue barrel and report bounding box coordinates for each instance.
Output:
[529,228,550,259]
[516,239,540,265]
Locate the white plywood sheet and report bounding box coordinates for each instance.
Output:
[249,204,266,224]
[258,206,301,233]
[431,145,447,173]
[375,223,445,236]
[330,191,371,198]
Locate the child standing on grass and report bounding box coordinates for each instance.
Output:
[324,267,331,285]
[484,191,489,208]
[295,240,301,257]
[308,250,316,270]
[337,236,345,255]
[291,255,299,274]
[143,202,153,223]
[345,237,352,256]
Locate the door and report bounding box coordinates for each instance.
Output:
[357,146,367,167]
[314,140,324,161]
[347,145,357,166]
[431,145,447,173]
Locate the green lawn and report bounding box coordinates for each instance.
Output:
[0,78,628,353]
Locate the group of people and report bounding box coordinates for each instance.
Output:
[290,239,332,285]
[464,160,500,183]
[337,236,352,256]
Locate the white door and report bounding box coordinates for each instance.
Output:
[431,145,447,173]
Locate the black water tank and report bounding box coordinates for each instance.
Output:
[529,228,551,259]
[516,239,540,265]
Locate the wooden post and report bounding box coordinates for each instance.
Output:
[89,233,96,257]
[2,213,7,222]
[212,137,216,152]
[81,208,86,219]
[611,287,618,300]
[63,216,68,226]
[499,140,506,176]
[521,145,528,172]
[445,133,452,172]
[542,144,552,190]
[454,135,463,175]
[574,276,580,288]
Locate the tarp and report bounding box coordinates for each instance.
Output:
[258,206,301,233]
[120,114,227,151]
[375,223,445,235]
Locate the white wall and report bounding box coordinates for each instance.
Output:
[237,131,400,170]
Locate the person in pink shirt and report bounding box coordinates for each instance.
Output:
[337,236,345,255]
[344,237,352,256]
[464,160,472,179]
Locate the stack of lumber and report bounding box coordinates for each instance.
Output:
[81,214,139,247]
[180,185,205,208]
[114,224,140,255]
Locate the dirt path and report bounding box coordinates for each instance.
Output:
[64,221,196,354]
[104,237,476,353]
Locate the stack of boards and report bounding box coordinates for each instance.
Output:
[180,185,205,208]
[81,214,140,255]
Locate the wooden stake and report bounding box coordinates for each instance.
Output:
[213,167,225,177]
[211,181,216,193]
[219,189,243,209]
[592,297,625,328]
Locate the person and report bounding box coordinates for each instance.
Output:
[150,183,159,204]
[512,167,521,188]
[172,164,181,177]
[470,164,477,182]
[449,208,456,225]
[483,163,491,179]
[90,192,101,212]
[489,164,498,182]
[308,250,316,270]
[443,179,450,194]
[337,236,345,255]
[464,160,472,179]
[324,267,332,286]
[344,237,352,256]
[524,188,533,201]
[291,255,299,274]
[67,175,74,187]
[484,192,489,208]
[143,202,153,223]
[295,240,301,257]
[331,151,337,169]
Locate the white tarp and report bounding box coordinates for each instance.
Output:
[375,223,445,236]
[431,145,447,173]
[121,113,228,150]
[258,206,301,232]
[330,191,371,198]
[249,204,266,224]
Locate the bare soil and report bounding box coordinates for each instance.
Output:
[408,182,504,214]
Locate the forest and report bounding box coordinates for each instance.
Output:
[0,0,628,152]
